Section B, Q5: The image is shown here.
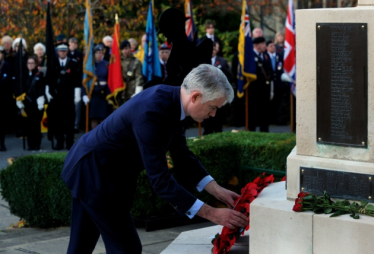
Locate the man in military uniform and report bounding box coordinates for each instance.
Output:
[248,36,273,132]
[118,40,143,106]
[46,44,81,150]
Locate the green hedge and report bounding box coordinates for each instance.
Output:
[0,131,295,228]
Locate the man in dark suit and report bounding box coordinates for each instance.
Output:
[203,41,233,135]
[158,43,170,80]
[248,37,273,132]
[68,37,84,133]
[61,64,247,254]
[200,20,223,56]
[46,44,81,150]
[266,40,288,125]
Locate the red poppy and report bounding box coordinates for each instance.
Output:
[298,192,309,198]
[67,69,71,73]
[293,198,303,212]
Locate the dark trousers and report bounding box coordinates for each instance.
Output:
[67,197,142,254]
[24,106,43,148]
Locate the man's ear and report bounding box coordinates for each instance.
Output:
[191,92,201,103]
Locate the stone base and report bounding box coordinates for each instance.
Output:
[286,146,374,200]
[251,181,374,254]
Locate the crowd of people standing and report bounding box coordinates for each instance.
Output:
[0,22,290,152]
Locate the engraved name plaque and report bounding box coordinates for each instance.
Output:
[316,23,367,148]
[300,167,373,202]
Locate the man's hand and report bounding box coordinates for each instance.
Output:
[197,204,248,229]
[204,180,239,208]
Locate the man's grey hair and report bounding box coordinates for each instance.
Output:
[69,37,78,43]
[128,38,138,47]
[1,35,13,45]
[102,35,113,43]
[182,64,234,104]
[33,42,46,54]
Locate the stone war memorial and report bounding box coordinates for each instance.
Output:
[250,1,374,253]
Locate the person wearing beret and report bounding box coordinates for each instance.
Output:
[82,44,111,130]
[13,55,45,150]
[61,64,248,253]
[118,39,143,106]
[248,36,274,132]
[158,43,170,80]
[46,44,81,150]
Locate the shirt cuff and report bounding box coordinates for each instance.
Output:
[196,175,214,192]
[185,199,204,219]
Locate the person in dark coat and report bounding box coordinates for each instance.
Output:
[248,37,274,132]
[82,44,111,130]
[158,43,170,80]
[0,46,12,151]
[61,64,247,254]
[46,44,81,150]
[203,41,233,135]
[200,20,223,56]
[14,56,45,150]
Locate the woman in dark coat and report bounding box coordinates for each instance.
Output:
[0,46,12,151]
[14,56,46,150]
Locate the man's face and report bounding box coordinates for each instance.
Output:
[276,34,285,43]
[253,28,263,38]
[69,41,78,51]
[206,25,215,36]
[57,50,68,59]
[267,43,276,54]
[212,44,219,57]
[121,46,132,58]
[104,39,113,48]
[2,42,11,51]
[188,92,226,123]
[94,50,104,61]
[159,49,170,62]
[141,35,146,48]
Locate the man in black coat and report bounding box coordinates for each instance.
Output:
[46,44,81,150]
[248,37,273,132]
[266,40,288,125]
[61,64,247,253]
[200,20,223,56]
[203,41,233,135]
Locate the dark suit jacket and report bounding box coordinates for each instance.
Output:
[201,35,222,56]
[212,56,232,83]
[62,85,209,215]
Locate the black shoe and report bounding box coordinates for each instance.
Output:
[27,147,34,151]
[53,144,64,150]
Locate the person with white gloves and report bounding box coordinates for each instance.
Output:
[46,43,81,150]
[82,44,111,130]
[13,56,46,150]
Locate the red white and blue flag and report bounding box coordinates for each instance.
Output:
[185,0,198,43]
[284,0,296,96]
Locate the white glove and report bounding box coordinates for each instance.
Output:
[74,87,81,105]
[270,81,274,101]
[83,95,90,105]
[281,73,294,83]
[16,100,24,109]
[37,96,45,111]
[132,86,143,98]
[45,85,53,102]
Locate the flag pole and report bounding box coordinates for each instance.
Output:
[245,88,248,131]
[290,92,294,133]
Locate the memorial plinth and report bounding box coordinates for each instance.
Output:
[250,1,374,253]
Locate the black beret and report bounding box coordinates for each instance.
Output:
[159,43,170,50]
[94,44,104,52]
[253,36,266,44]
[266,40,274,46]
[56,33,66,41]
[120,40,130,50]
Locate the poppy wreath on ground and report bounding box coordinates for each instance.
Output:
[211,173,282,254]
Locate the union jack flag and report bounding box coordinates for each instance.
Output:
[185,0,198,42]
[284,0,296,96]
